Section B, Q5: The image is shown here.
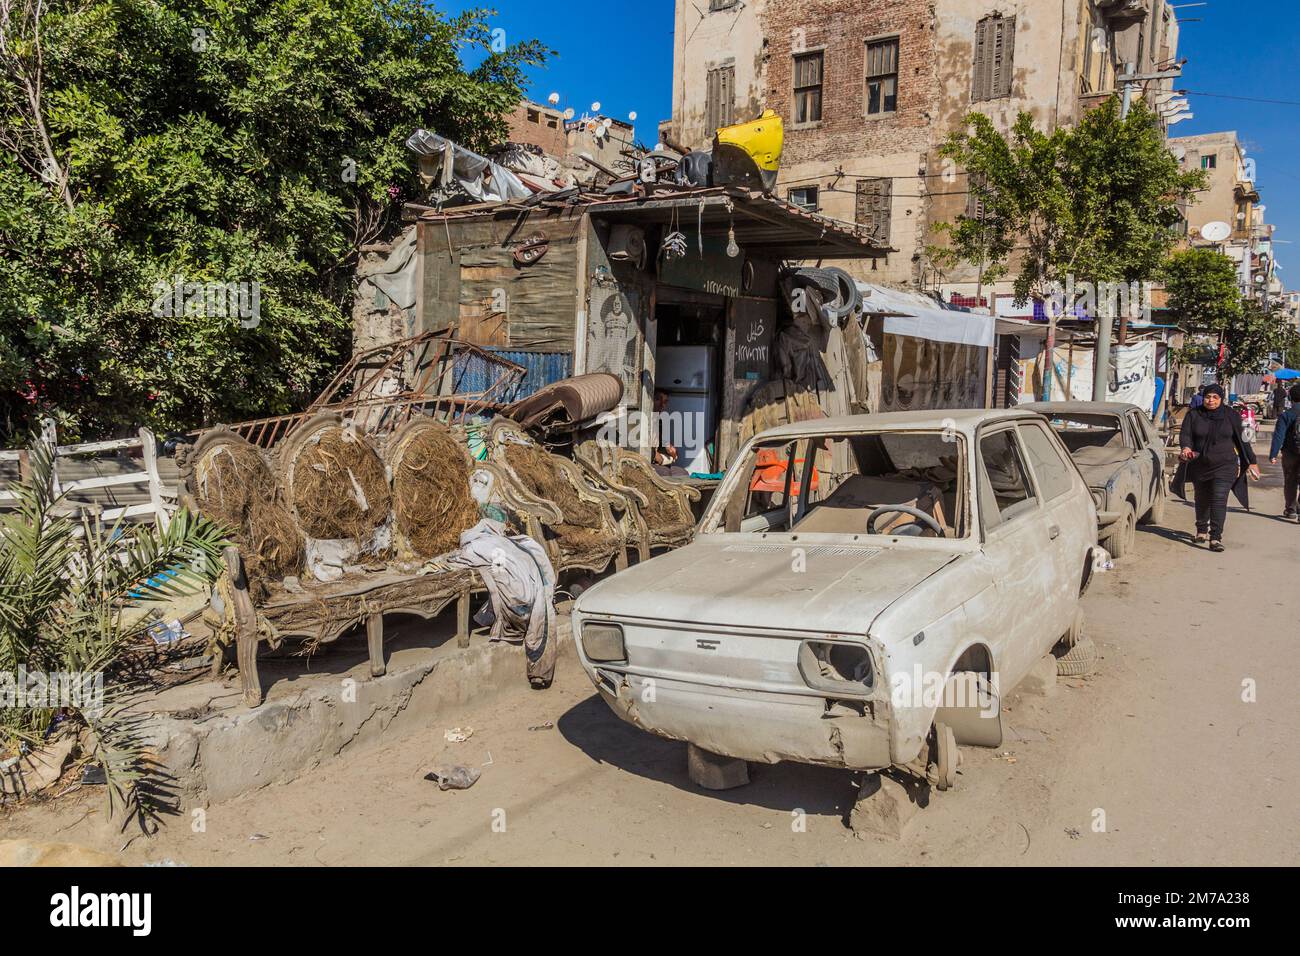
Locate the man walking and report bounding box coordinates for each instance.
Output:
[1269,384,1300,520]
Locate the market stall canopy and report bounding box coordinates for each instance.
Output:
[857,282,994,349]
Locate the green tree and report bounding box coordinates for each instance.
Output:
[1220,299,1300,379]
[1161,247,1243,331]
[0,0,546,440]
[932,98,1204,309]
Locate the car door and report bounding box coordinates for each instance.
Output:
[1016,420,1089,649]
[1126,409,1164,511]
[974,426,1062,691]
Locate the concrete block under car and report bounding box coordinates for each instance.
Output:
[1017,653,1059,698]
[687,743,750,790]
[850,772,927,840]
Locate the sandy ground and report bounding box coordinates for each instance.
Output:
[5,440,1298,866]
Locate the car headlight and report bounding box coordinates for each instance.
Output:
[1090,489,1104,509]
[582,622,627,663]
[797,639,874,692]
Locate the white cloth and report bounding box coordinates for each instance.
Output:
[446,519,557,686]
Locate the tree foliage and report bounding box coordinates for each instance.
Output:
[1162,248,1299,378]
[1161,247,1242,331]
[0,0,546,440]
[932,98,1204,309]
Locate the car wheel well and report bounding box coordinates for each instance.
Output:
[951,643,993,679]
[1080,551,1094,595]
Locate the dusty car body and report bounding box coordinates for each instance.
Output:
[1024,401,1166,559]
[572,410,1098,777]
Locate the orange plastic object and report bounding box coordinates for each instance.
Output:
[749,448,819,495]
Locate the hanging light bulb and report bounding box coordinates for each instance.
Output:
[726,221,739,258]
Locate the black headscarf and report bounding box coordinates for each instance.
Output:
[1200,384,1227,420]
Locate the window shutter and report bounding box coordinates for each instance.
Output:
[973,18,992,101]
[973,15,1015,101]
[995,16,1016,98]
[721,66,735,127]
[856,178,892,244]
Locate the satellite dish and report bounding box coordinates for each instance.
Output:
[628,111,638,121]
[591,101,601,112]
[1201,221,1232,242]
[563,107,574,119]
[547,92,560,105]
[1171,146,1186,161]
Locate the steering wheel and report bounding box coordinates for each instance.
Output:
[866,504,945,537]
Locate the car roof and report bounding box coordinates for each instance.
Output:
[750,408,1043,442]
[1022,401,1141,415]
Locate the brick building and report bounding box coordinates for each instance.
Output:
[666,0,1181,305]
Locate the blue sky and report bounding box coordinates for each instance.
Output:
[445,1,1300,283]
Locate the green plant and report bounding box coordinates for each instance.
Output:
[931,98,1203,308]
[1,0,547,440]
[0,445,228,829]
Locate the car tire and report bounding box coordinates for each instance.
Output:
[1058,606,1085,650]
[1140,481,1167,526]
[1056,636,1099,677]
[1102,502,1136,559]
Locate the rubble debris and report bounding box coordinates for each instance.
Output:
[443,728,473,743]
[425,765,481,790]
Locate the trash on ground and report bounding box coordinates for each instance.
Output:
[425,765,481,790]
[443,727,473,743]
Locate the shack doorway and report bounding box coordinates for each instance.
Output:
[651,289,726,475]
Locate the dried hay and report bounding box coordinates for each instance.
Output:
[502,442,611,554]
[391,425,479,559]
[194,441,276,530]
[243,497,306,591]
[621,464,685,529]
[195,441,303,593]
[290,427,392,541]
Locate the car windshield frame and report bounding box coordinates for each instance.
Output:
[697,427,973,544]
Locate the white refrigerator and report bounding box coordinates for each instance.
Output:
[656,345,715,473]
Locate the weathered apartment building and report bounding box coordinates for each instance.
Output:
[1167,130,1283,308]
[664,0,1181,305]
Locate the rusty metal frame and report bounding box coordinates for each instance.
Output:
[204,331,526,449]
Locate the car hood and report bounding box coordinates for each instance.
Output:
[575,537,959,635]
[1071,445,1131,485]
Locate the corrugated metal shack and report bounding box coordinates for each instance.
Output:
[403,185,887,468]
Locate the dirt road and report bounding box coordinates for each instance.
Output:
[7,446,1298,865]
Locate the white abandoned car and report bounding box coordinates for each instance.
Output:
[572,410,1098,790]
[1023,401,1167,560]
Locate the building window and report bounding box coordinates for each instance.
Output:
[1202,154,1217,170]
[788,186,819,211]
[966,172,987,221]
[865,38,899,115]
[855,177,892,243]
[793,51,823,124]
[545,114,559,129]
[973,14,1016,101]
[706,64,735,133]
[526,108,540,124]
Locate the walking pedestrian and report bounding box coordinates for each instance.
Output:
[1172,384,1261,552]
[1268,383,1300,521]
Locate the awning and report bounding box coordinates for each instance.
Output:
[857,282,994,348]
[587,188,891,259]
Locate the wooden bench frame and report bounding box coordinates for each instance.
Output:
[191,417,557,707]
[485,418,631,575]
